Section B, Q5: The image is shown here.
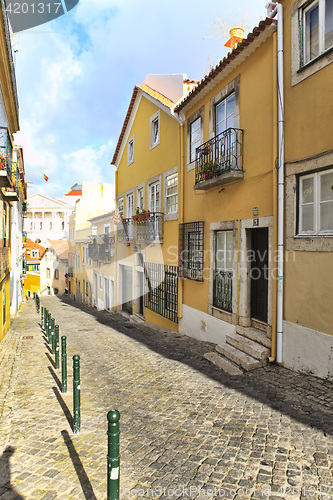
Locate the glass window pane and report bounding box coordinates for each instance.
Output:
[226,231,233,270]
[320,201,333,231]
[301,205,314,231]
[302,177,314,203]
[305,4,319,62]
[215,232,225,270]
[226,94,235,118]
[320,171,333,201]
[325,0,333,49]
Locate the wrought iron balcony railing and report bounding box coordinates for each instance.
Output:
[117,212,164,244]
[195,128,244,189]
[0,127,13,181]
[88,240,99,261]
[98,234,115,262]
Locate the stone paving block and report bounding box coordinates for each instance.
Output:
[0,298,332,499]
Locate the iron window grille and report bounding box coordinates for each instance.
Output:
[144,263,178,323]
[213,270,233,313]
[179,222,204,281]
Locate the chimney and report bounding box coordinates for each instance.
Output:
[224,27,244,50]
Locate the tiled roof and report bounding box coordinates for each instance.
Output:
[111,87,138,166]
[137,84,175,108]
[24,239,46,260]
[174,18,276,113]
[111,84,176,166]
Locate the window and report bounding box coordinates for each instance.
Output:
[150,110,160,149]
[302,0,333,65]
[128,135,134,165]
[215,93,235,135]
[149,182,160,212]
[31,250,39,258]
[137,187,144,210]
[298,168,333,234]
[144,263,178,322]
[46,268,50,278]
[190,117,201,163]
[213,231,233,313]
[127,193,134,218]
[117,197,124,215]
[99,274,102,290]
[179,222,205,281]
[166,173,178,214]
[54,269,59,280]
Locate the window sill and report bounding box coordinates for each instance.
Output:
[298,45,333,73]
[294,233,333,238]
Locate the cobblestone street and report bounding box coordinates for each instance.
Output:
[0,296,332,499]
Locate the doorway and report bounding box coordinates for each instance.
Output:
[122,266,133,315]
[250,228,268,323]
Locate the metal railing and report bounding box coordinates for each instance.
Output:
[0,127,13,178]
[117,212,164,243]
[99,234,115,262]
[195,128,243,186]
[213,270,233,313]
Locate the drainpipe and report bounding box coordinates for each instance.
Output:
[266,2,284,363]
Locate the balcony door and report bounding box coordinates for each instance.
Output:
[213,230,233,313]
[149,182,160,239]
[215,93,237,170]
[127,193,134,240]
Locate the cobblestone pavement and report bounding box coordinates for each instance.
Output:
[0,296,332,500]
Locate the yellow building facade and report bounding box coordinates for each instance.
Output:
[174,20,278,369]
[112,76,194,331]
[280,0,333,378]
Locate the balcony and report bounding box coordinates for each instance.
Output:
[98,234,115,263]
[117,212,164,244]
[194,128,244,190]
[88,240,99,261]
[0,127,13,187]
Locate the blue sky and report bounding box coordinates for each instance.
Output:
[13,0,268,200]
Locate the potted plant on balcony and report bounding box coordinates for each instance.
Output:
[203,160,217,180]
[0,154,6,170]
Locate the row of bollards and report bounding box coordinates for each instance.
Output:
[40,304,120,500]
[41,306,81,434]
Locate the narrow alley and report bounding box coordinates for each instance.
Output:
[0,297,332,499]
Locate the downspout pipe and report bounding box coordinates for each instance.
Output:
[266,2,284,363]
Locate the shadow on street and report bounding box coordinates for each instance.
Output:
[0,446,24,499]
[61,430,97,499]
[56,295,333,437]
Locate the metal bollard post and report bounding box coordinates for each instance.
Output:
[44,308,47,331]
[107,410,120,500]
[48,314,52,343]
[41,306,44,323]
[61,336,67,393]
[51,318,55,354]
[73,355,80,433]
[55,325,60,369]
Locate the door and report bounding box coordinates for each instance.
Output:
[251,228,268,323]
[122,266,133,315]
[137,271,144,316]
[127,193,134,240]
[149,182,160,238]
[104,277,110,310]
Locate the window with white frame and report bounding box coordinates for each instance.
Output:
[150,110,160,149]
[166,173,178,214]
[301,0,333,65]
[128,136,134,165]
[215,93,235,135]
[127,192,134,218]
[298,168,333,235]
[31,250,39,258]
[190,117,201,163]
[137,187,144,210]
[117,197,124,215]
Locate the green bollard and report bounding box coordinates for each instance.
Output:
[55,325,60,369]
[61,336,67,393]
[41,306,44,322]
[73,355,80,434]
[51,318,55,354]
[107,410,120,500]
[48,314,52,344]
[44,308,47,331]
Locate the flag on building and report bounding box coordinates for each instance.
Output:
[43,174,49,181]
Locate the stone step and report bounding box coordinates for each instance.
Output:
[235,326,271,348]
[203,352,243,376]
[216,344,262,371]
[226,333,270,361]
